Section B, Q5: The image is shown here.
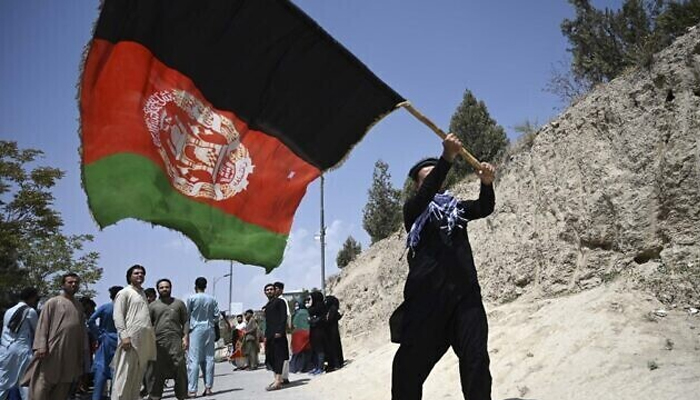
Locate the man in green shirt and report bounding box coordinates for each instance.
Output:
[148,279,189,400]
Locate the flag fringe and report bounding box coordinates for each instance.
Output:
[75,0,105,230]
[324,100,407,173]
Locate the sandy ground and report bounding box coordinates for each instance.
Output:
[142,280,698,399]
[307,281,700,400]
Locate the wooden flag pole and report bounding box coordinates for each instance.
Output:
[401,102,482,171]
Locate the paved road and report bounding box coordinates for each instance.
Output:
[160,361,323,400]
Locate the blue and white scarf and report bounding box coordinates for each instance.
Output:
[406,191,467,250]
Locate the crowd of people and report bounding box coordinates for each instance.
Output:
[1,134,498,400]
[0,268,345,399]
[225,281,345,391]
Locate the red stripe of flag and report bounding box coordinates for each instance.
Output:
[81,39,320,234]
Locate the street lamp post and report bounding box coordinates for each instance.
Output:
[212,273,231,306]
[228,261,233,316]
[320,174,326,295]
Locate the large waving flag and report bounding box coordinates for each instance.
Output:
[79,0,405,270]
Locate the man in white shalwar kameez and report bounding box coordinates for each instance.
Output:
[111,265,156,400]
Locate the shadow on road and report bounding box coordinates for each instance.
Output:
[502,398,538,400]
[283,378,311,389]
[193,387,244,399]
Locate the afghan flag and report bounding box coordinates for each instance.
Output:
[80,0,405,270]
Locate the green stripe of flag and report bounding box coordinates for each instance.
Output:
[83,153,287,270]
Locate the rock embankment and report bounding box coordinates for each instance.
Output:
[329,26,700,343]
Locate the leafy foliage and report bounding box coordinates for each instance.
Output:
[655,0,700,38]
[21,233,102,298]
[552,0,700,102]
[561,0,657,83]
[0,141,102,309]
[448,89,509,179]
[336,236,362,268]
[362,160,402,244]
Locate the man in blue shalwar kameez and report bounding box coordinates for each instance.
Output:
[0,287,39,400]
[186,277,219,397]
[88,286,122,400]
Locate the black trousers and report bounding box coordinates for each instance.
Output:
[392,295,492,400]
[266,336,289,375]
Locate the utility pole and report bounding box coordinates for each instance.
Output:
[213,273,230,300]
[229,261,233,314]
[320,174,326,295]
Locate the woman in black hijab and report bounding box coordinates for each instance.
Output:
[324,295,344,371]
[307,291,328,375]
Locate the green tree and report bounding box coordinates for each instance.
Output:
[448,90,509,178]
[561,0,652,84]
[21,233,102,298]
[0,141,102,308]
[556,0,700,98]
[362,160,402,244]
[336,236,362,268]
[655,0,700,40]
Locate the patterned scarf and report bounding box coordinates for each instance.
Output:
[406,191,467,250]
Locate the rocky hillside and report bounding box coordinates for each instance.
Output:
[314,25,700,400]
[328,25,700,342]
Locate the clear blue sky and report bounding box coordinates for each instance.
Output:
[1,0,621,311]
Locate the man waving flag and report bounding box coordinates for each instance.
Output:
[80,0,405,269]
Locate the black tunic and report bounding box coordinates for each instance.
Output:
[264,297,287,340]
[391,156,494,343]
[324,296,344,370]
[264,297,289,374]
[307,291,328,356]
